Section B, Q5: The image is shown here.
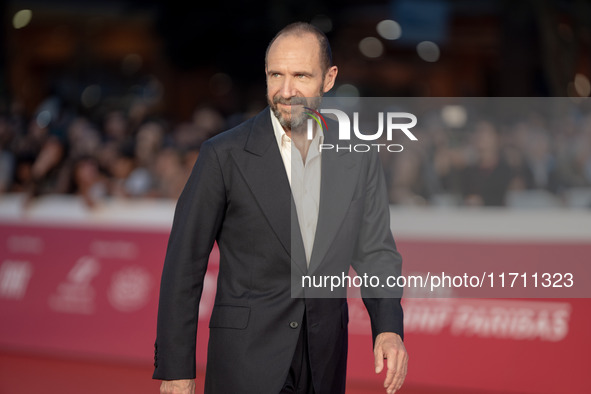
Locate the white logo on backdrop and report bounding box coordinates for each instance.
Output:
[49,256,100,314]
[347,298,572,342]
[108,266,152,312]
[0,260,33,299]
[6,236,44,254]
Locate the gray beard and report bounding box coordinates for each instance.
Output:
[269,95,323,132]
[271,106,307,131]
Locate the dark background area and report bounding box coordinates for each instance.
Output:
[2,0,590,121]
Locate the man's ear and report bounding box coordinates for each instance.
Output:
[323,66,339,93]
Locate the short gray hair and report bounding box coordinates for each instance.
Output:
[265,22,333,72]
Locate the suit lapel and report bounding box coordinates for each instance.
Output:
[307,130,360,274]
[230,108,308,274]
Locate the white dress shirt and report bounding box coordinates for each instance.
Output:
[271,111,323,266]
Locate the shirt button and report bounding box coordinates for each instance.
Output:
[289,321,299,329]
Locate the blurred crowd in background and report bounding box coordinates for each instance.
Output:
[381,105,591,207]
[1,0,591,208]
[1,93,591,208]
[0,97,247,205]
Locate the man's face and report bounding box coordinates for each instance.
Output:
[266,32,337,131]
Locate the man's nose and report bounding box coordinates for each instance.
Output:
[279,77,296,98]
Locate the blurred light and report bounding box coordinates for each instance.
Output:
[81,85,101,108]
[417,41,440,62]
[13,9,32,29]
[36,110,51,128]
[311,14,332,33]
[335,84,360,107]
[376,20,401,40]
[441,105,467,128]
[122,54,142,76]
[209,73,233,96]
[335,84,360,97]
[574,73,591,97]
[566,83,580,102]
[359,37,383,58]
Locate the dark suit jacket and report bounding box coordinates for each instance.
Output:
[153,107,403,394]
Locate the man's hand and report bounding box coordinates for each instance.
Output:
[160,379,195,394]
[374,332,408,394]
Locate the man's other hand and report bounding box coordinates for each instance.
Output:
[160,379,195,394]
[374,332,408,394]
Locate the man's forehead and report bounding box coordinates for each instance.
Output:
[268,32,320,55]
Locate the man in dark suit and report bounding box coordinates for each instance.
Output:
[153,22,407,394]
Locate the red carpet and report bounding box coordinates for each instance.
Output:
[0,351,483,394]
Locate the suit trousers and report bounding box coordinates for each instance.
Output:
[280,316,314,394]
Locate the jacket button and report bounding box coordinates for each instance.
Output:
[289,321,299,329]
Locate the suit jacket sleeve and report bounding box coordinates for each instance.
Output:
[351,150,404,344]
[153,140,226,380]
